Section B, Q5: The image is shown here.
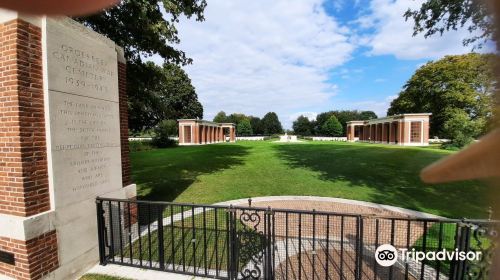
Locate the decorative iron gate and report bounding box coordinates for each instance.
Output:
[96,197,498,280]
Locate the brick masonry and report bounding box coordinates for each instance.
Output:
[0,230,58,280]
[0,19,50,217]
[0,17,134,279]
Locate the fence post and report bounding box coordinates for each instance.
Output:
[157,205,165,270]
[96,199,107,265]
[227,205,236,280]
[265,207,274,280]
[355,215,363,280]
[451,222,470,280]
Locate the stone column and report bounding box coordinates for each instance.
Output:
[381,123,386,143]
[379,124,383,142]
[179,125,185,144]
[230,127,236,142]
[402,121,411,145]
[347,124,353,141]
[423,120,430,145]
[396,121,402,144]
[389,122,394,143]
[201,125,207,144]
[193,124,199,144]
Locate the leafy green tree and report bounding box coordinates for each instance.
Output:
[335,111,363,132]
[359,111,378,120]
[213,111,230,123]
[322,116,343,137]
[314,111,335,134]
[128,62,203,130]
[237,119,253,136]
[404,0,492,48]
[76,0,207,131]
[292,115,313,136]
[261,112,283,135]
[443,109,482,148]
[249,117,264,135]
[152,119,178,148]
[314,110,376,135]
[77,0,206,64]
[228,113,249,126]
[388,53,495,138]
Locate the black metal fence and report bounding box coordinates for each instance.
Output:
[96,197,498,280]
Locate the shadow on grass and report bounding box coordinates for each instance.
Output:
[131,144,250,202]
[274,143,488,218]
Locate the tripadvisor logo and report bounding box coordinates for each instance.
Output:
[375,244,483,267]
[375,244,398,267]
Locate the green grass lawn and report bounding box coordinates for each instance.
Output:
[130,141,489,219]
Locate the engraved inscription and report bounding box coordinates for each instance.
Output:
[46,18,122,208]
[51,44,112,93]
[70,150,110,193]
[49,91,122,207]
[47,19,118,101]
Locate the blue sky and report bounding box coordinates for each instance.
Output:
[165,0,490,129]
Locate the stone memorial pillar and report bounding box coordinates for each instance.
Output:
[0,11,136,280]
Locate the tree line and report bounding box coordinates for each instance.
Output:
[76,1,206,133]
[292,110,377,136]
[213,112,283,136]
[76,0,494,149]
[387,53,495,148]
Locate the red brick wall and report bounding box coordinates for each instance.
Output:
[403,121,411,144]
[0,230,58,280]
[118,62,131,187]
[0,19,50,217]
[423,121,430,143]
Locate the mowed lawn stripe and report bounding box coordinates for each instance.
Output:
[130,141,488,219]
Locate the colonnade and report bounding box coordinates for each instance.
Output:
[346,114,431,146]
[178,119,236,145]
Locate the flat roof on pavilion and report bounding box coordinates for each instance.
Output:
[347,113,432,124]
[177,119,235,126]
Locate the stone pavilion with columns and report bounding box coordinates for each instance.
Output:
[178,119,236,145]
[346,113,431,146]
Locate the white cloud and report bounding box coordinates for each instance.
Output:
[169,0,355,129]
[374,78,386,83]
[361,0,489,60]
[150,0,493,129]
[289,112,318,122]
[333,94,398,118]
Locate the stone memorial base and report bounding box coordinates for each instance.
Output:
[277,134,301,143]
[0,11,135,280]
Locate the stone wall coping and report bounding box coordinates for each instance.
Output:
[214,196,444,219]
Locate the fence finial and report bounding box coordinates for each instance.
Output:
[248,198,252,207]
